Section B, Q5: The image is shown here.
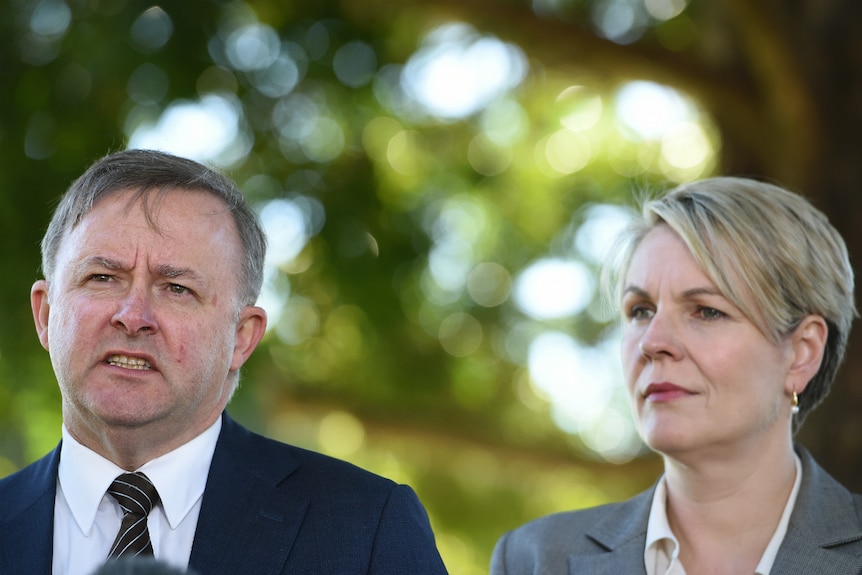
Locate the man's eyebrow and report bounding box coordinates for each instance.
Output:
[153,264,205,284]
[77,256,125,272]
[73,258,206,284]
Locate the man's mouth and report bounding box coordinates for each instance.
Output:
[106,354,152,370]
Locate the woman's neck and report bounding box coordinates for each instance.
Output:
[661,437,798,574]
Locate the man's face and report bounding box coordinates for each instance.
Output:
[31,188,266,454]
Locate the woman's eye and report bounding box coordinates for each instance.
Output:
[698,307,725,320]
[628,305,654,320]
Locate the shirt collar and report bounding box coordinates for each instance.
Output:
[645,474,679,568]
[58,417,222,535]
[754,453,802,574]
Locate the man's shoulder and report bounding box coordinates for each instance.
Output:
[0,448,58,487]
[0,447,59,521]
[218,415,398,495]
[270,435,397,489]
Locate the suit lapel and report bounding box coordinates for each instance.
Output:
[771,446,862,575]
[0,446,59,575]
[567,488,652,575]
[188,414,306,575]
[566,538,646,575]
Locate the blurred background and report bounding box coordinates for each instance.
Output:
[3,1,862,572]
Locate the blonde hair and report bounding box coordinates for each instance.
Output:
[607,177,856,426]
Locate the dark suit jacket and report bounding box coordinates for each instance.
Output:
[492,446,862,575]
[0,413,449,574]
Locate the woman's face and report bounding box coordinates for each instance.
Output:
[620,224,797,459]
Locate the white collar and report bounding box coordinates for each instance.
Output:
[645,473,680,570]
[58,417,222,535]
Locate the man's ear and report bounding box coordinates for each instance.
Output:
[230,305,267,371]
[31,280,50,351]
[787,315,828,395]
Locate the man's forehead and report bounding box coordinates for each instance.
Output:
[59,189,241,260]
[90,186,231,217]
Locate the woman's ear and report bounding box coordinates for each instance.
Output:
[787,315,828,395]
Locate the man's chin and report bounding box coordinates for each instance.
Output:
[83,403,170,431]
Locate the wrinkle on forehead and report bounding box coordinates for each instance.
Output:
[103,186,232,237]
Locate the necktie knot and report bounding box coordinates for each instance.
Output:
[108,472,160,515]
[106,472,160,559]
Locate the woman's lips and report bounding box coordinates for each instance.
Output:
[643,382,693,402]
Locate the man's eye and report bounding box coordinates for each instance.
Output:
[90,274,112,282]
[168,284,189,295]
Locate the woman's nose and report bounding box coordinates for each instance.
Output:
[638,310,680,359]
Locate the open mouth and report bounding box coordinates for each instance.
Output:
[106,354,152,370]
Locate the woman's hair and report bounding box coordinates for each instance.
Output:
[606,177,856,427]
[40,149,267,308]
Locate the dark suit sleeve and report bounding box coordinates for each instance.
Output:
[367,484,449,575]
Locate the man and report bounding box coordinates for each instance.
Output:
[0,149,448,575]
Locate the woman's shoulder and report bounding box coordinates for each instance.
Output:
[501,487,654,547]
[491,490,654,573]
[512,500,635,535]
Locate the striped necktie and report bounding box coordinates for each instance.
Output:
[106,472,161,559]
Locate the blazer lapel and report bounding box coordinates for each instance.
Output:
[771,446,862,575]
[0,446,59,575]
[566,538,646,575]
[188,414,306,575]
[567,488,652,575]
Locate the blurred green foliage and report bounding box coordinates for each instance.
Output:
[0,0,792,572]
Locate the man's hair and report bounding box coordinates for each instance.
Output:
[606,177,856,428]
[40,149,267,307]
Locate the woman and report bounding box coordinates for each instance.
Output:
[491,177,862,574]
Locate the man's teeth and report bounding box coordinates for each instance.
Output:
[107,355,152,370]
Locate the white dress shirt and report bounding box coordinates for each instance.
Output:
[644,454,802,575]
[52,418,221,575]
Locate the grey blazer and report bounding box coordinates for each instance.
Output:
[491,446,862,574]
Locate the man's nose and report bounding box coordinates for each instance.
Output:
[111,288,158,335]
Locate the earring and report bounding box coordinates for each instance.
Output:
[791,391,800,415]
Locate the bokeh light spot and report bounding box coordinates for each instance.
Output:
[333,41,377,88]
[514,259,594,320]
[318,411,366,458]
[439,313,484,357]
[130,6,173,52]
